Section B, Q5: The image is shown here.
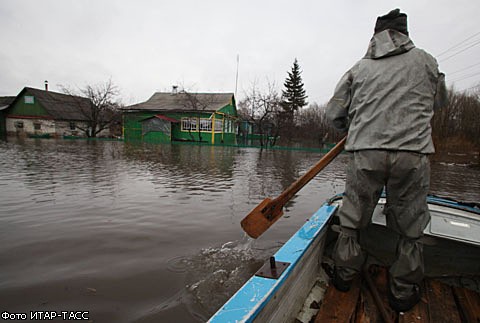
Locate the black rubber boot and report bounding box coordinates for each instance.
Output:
[388,287,421,312]
[332,271,353,292]
[322,262,353,292]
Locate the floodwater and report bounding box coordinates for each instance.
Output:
[1,138,479,322]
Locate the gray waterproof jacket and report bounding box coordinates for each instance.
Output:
[326,30,447,153]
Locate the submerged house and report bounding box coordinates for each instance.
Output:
[3,86,112,138]
[123,90,238,144]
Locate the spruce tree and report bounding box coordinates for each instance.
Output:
[281,58,308,119]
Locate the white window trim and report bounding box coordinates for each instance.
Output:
[199,118,212,132]
[181,117,198,131]
[181,117,231,133]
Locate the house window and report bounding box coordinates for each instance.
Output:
[181,118,198,131]
[24,96,34,104]
[69,122,76,130]
[15,121,24,128]
[34,122,41,130]
[181,117,227,132]
[214,119,223,133]
[199,118,212,132]
[225,119,232,133]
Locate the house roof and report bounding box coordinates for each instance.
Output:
[125,92,234,113]
[0,96,15,110]
[13,87,92,121]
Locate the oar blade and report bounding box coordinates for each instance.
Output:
[240,137,346,239]
[241,198,284,239]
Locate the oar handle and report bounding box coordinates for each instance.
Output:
[275,137,346,206]
[240,136,346,239]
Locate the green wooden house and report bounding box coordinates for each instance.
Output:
[123,90,238,144]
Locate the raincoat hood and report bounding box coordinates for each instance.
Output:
[326,30,447,154]
[364,29,415,59]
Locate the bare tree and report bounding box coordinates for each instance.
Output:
[239,80,282,147]
[62,79,122,137]
[290,102,343,147]
[178,89,220,142]
[431,86,480,152]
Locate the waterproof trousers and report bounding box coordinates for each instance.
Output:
[333,150,431,299]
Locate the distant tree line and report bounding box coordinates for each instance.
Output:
[431,88,480,152]
[291,87,480,151]
[239,69,479,151]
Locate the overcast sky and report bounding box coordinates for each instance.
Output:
[1,0,479,105]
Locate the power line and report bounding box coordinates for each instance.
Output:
[449,71,480,83]
[448,61,480,76]
[436,31,480,58]
[439,39,480,63]
[457,83,480,93]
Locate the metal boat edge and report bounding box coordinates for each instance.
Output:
[208,203,337,323]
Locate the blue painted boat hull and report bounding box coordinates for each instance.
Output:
[209,195,480,323]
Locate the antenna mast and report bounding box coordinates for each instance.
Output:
[235,54,239,97]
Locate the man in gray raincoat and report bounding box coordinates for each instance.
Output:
[326,9,447,312]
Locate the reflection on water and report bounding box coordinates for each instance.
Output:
[430,153,480,202]
[0,138,479,322]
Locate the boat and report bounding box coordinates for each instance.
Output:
[208,194,480,322]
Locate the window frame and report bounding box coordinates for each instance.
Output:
[199,118,212,132]
[181,117,198,131]
[214,119,223,133]
[24,96,34,104]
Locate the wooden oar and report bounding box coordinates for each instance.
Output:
[241,136,346,239]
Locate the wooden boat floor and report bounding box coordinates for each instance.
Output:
[314,266,480,323]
